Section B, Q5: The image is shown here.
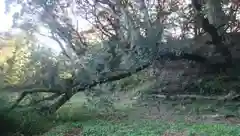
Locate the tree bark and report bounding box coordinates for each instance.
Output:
[46,93,74,114]
[206,0,227,33]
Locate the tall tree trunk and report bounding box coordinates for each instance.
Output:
[204,0,233,70]
[206,0,227,34]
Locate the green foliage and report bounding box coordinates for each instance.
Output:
[185,76,231,95]
[192,75,240,95]
[0,34,31,85]
[0,97,54,135]
[6,108,55,135]
[199,78,225,95]
[83,95,115,113]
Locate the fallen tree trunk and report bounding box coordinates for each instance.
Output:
[151,93,240,102]
[8,49,222,114]
[46,92,75,114]
[8,88,62,111]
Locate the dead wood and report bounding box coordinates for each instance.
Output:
[152,93,240,102]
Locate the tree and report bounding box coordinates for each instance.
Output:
[3,0,240,114]
[0,32,34,86]
[1,0,163,113]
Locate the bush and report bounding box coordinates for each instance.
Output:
[0,112,21,135]
[0,102,55,135]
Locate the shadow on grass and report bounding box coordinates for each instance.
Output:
[0,108,56,135]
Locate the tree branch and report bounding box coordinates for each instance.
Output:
[28,93,62,106]
[72,51,209,94]
[8,50,210,112]
[8,88,63,111]
[191,0,233,69]
[151,94,240,102]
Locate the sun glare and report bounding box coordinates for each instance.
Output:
[0,1,13,32]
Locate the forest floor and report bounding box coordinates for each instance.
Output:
[40,91,240,136]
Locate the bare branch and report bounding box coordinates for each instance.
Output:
[37,32,72,59]
[8,88,64,111]
[28,93,62,106]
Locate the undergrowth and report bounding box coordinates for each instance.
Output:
[1,91,240,136]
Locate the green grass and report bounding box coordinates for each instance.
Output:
[2,91,240,136]
[2,101,240,136]
[40,91,240,136]
[42,119,240,136]
[42,102,240,136]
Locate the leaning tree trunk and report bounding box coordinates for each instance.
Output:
[206,0,227,34]
[47,92,75,114]
[204,0,233,70]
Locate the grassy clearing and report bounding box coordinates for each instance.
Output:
[2,90,240,136]
[40,92,240,136]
